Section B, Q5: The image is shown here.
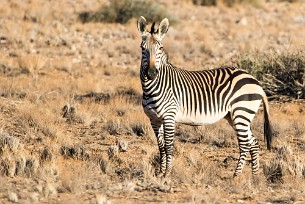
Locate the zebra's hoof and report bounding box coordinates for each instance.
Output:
[233,173,240,178]
[156,172,165,178]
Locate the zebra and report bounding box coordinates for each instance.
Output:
[137,16,273,177]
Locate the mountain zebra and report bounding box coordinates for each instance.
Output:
[137,16,273,177]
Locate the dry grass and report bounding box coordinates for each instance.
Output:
[1,0,305,203]
[78,0,176,24]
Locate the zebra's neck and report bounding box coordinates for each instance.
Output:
[140,63,172,94]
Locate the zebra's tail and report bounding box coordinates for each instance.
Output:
[262,91,273,150]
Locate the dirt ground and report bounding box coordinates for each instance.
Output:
[0,0,305,203]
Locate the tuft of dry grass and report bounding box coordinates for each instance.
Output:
[263,144,305,184]
[263,160,284,184]
[193,0,300,7]
[60,145,89,160]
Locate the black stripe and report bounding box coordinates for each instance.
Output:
[230,94,262,105]
[233,115,251,123]
[235,129,248,132]
[234,122,248,127]
[224,78,260,108]
[232,107,256,116]
[231,78,260,94]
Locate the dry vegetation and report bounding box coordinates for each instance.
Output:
[0,0,305,203]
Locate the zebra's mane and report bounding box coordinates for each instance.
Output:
[150,22,158,34]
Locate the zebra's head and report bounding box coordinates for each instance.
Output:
[137,16,169,80]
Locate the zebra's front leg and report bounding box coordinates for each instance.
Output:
[163,117,175,177]
[151,122,166,177]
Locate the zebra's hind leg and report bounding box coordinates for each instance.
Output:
[226,113,251,176]
[234,138,251,177]
[250,137,260,174]
[151,122,166,177]
[234,127,260,177]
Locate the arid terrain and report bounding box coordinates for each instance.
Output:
[0,0,305,203]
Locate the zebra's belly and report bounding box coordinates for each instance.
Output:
[175,111,228,126]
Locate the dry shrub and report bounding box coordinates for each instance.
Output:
[131,123,148,137]
[60,145,89,160]
[221,0,263,7]
[61,104,76,122]
[108,145,119,160]
[24,157,40,178]
[192,0,217,6]
[263,160,284,184]
[40,148,54,165]
[74,92,111,104]
[115,87,141,105]
[0,131,24,177]
[115,166,144,181]
[291,121,305,138]
[193,0,298,6]
[14,103,60,140]
[0,131,20,155]
[264,145,305,184]
[105,119,132,136]
[0,63,29,77]
[79,0,176,24]
[96,157,113,174]
[235,51,305,100]
[0,89,26,100]
[17,54,47,74]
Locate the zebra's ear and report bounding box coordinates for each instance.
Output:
[158,18,169,40]
[137,16,148,35]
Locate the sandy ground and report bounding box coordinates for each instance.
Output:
[0,0,305,203]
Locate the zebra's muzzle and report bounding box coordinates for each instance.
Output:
[146,66,158,80]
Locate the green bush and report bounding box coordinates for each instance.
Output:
[79,0,176,24]
[234,51,305,100]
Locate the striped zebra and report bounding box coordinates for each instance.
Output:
[137,16,273,177]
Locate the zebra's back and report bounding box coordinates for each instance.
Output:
[172,66,264,125]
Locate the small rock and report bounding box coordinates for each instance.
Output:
[236,17,248,26]
[0,36,7,44]
[62,104,75,119]
[118,140,128,152]
[30,192,40,202]
[7,191,18,203]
